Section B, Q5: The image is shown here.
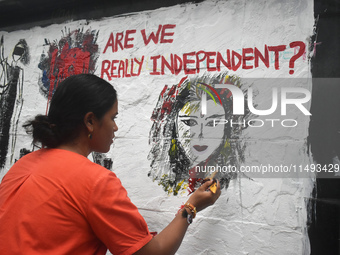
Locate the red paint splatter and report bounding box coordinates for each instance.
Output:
[38,28,99,113]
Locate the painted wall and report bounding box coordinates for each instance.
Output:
[0,0,317,254]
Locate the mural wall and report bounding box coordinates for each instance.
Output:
[0,0,320,254]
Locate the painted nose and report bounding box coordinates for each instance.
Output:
[198,123,203,139]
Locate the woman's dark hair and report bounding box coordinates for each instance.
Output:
[24,74,117,148]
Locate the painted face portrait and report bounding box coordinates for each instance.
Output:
[177,96,226,166]
[148,73,250,195]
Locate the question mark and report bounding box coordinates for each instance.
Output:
[289,41,305,75]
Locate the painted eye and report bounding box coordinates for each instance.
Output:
[206,119,223,127]
[181,119,198,127]
[206,120,215,127]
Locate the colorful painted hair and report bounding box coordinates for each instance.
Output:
[148,72,251,195]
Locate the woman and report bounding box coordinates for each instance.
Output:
[148,73,250,195]
[0,74,221,254]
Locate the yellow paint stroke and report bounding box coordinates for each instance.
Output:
[181,101,200,116]
[198,86,217,105]
[224,139,231,149]
[171,139,177,154]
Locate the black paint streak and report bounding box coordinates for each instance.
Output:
[92,152,113,170]
[0,37,29,169]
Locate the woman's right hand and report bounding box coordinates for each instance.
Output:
[134,179,221,255]
[186,179,221,212]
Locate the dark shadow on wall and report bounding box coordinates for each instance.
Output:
[308,0,340,254]
[0,0,203,32]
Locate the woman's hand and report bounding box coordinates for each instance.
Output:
[134,179,221,255]
[186,179,221,212]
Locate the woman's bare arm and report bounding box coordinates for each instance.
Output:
[134,179,221,255]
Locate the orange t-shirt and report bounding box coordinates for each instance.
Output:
[0,148,152,255]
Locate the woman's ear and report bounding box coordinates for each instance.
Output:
[84,112,96,133]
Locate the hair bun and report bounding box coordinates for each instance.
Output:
[23,114,61,148]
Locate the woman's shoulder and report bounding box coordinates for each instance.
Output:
[16,148,114,179]
[50,149,113,173]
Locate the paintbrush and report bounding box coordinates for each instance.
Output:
[202,171,217,193]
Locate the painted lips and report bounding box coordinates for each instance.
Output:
[193,145,208,152]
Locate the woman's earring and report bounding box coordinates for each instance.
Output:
[88,133,92,139]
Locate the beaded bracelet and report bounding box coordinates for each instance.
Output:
[184,202,197,218]
[177,202,197,224]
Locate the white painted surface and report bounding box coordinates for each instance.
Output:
[0,0,315,254]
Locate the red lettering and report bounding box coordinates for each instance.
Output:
[231,50,242,71]
[216,50,231,71]
[103,31,136,53]
[150,55,161,75]
[160,24,176,43]
[254,45,269,68]
[242,48,254,69]
[101,58,143,79]
[206,52,217,72]
[118,60,125,78]
[135,56,144,76]
[268,45,286,69]
[143,43,288,76]
[141,25,162,46]
[124,30,136,49]
[101,60,111,80]
[115,32,124,52]
[111,60,119,78]
[125,59,131,78]
[196,51,207,73]
[161,54,174,75]
[183,52,196,74]
[174,54,182,75]
[103,33,114,54]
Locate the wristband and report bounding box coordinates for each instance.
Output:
[181,208,194,224]
[177,202,197,225]
[184,202,197,219]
